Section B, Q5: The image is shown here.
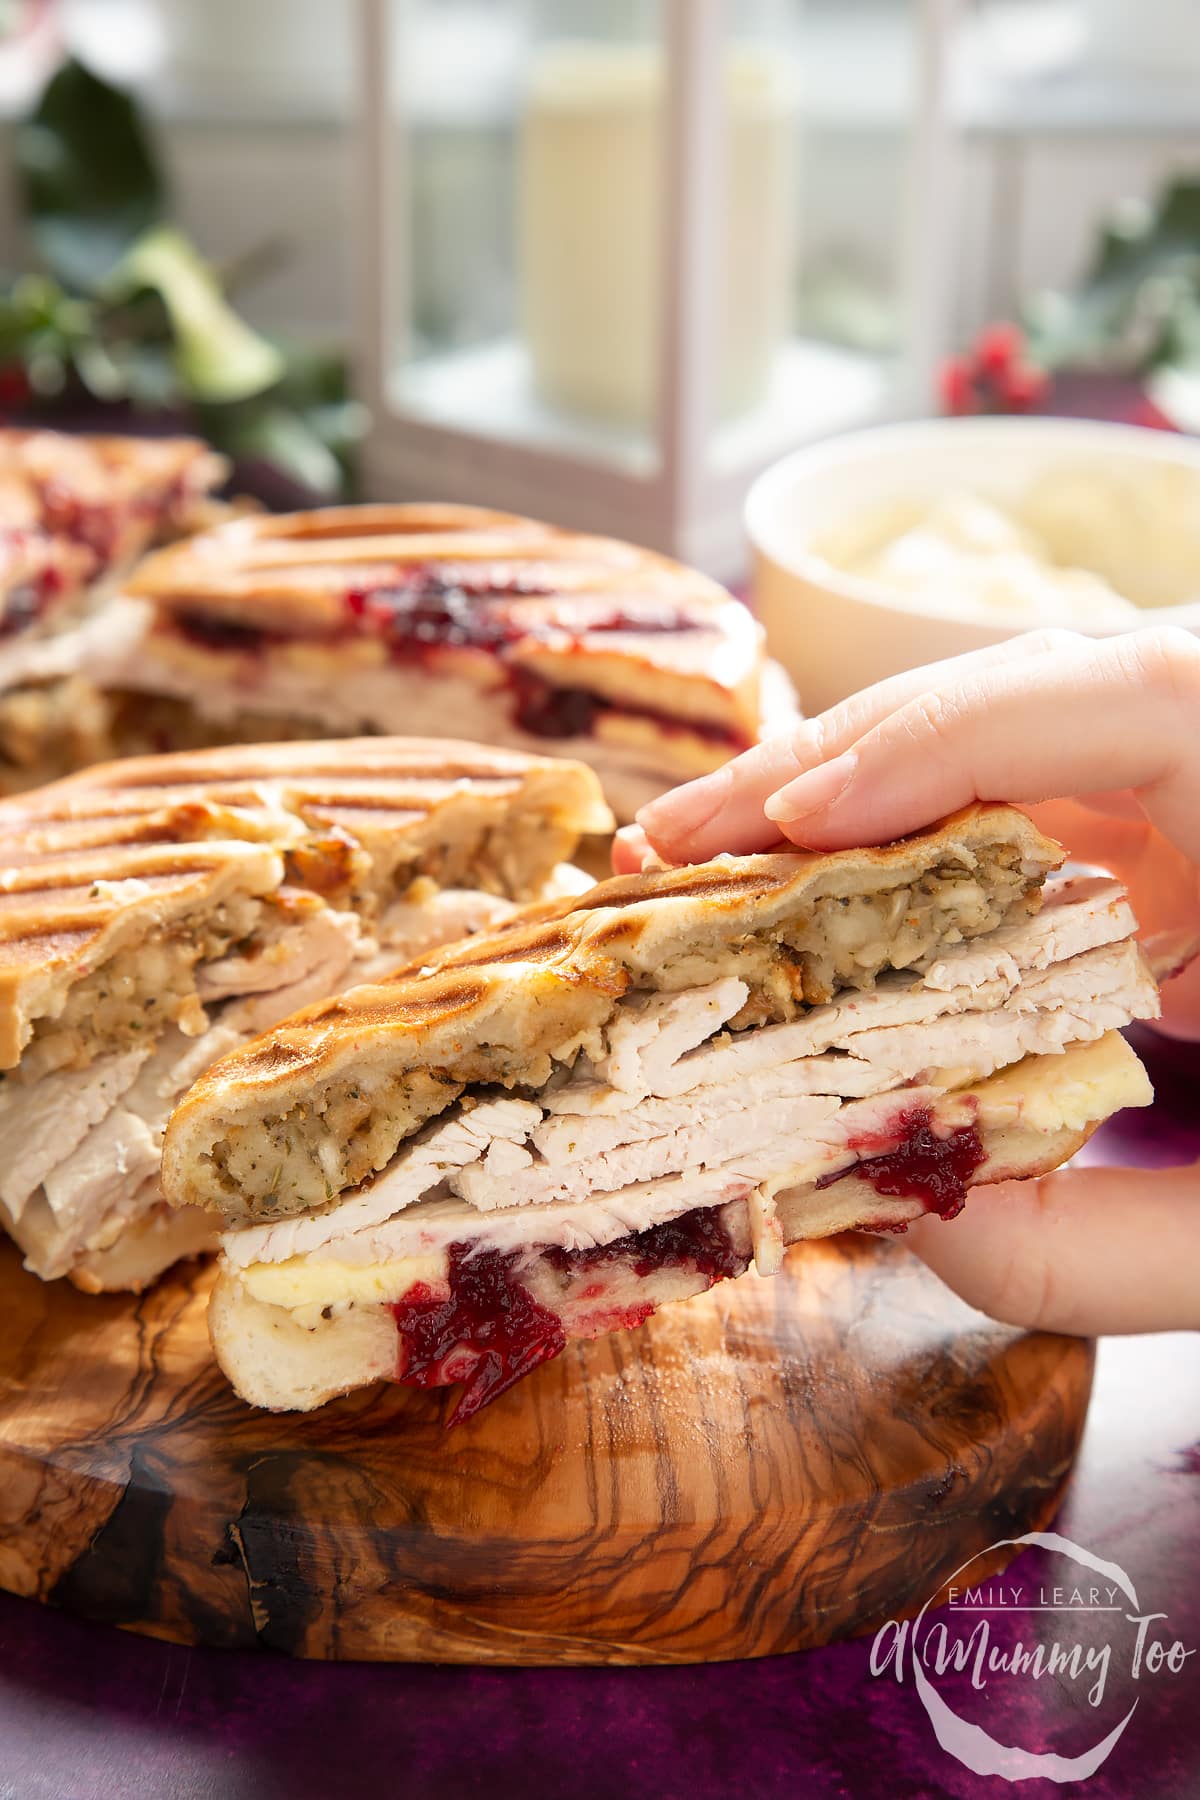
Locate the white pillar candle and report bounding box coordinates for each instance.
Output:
[519,40,794,432]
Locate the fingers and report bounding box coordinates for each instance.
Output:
[637,629,1093,863]
[611,825,652,875]
[904,1160,1200,1335]
[761,630,1200,862]
[632,740,800,862]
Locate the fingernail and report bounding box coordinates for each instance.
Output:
[763,751,858,825]
[638,763,733,840]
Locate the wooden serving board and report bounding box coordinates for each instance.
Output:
[0,1234,1093,1665]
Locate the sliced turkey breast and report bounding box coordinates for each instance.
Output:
[196,901,360,1005]
[35,1113,160,1278]
[353,863,595,983]
[362,889,519,974]
[0,1047,149,1219]
[841,939,1156,1081]
[923,875,1134,990]
[71,1202,220,1295]
[453,1091,843,1213]
[219,910,362,1036]
[597,977,749,1094]
[224,1096,547,1269]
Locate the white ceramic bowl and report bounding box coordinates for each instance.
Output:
[746,416,1200,717]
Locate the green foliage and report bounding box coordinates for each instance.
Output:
[1,56,362,497]
[17,57,165,292]
[112,227,285,403]
[1025,176,1200,428]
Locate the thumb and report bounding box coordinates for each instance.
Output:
[903,1161,1200,1336]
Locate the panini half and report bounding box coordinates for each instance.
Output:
[0,428,228,790]
[0,737,609,1292]
[93,503,791,819]
[161,805,1158,1422]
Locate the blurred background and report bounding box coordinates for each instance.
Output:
[1,0,1198,573]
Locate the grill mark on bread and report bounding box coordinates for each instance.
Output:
[16,738,560,792]
[0,737,609,1070]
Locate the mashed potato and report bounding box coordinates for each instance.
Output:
[817,462,1200,625]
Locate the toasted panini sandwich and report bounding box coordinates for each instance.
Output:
[0,428,228,790]
[0,738,609,1293]
[94,504,791,819]
[161,805,1158,1423]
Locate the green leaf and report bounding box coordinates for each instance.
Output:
[17,58,165,292]
[1026,176,1200,375]
[111,226,285,403]
[271,339,355,409]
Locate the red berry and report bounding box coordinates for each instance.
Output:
[938,358,976,417]
[998,363,1049,413]
[974,322,1024,380]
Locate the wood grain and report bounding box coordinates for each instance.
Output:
[0,1235,1093,1664]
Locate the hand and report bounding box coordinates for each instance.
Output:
[619,627,1200,1334]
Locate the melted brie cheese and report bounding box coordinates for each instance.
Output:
[967,1028,1152,1135]
[240,1249,447,1314]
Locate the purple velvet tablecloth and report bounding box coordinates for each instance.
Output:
[0,1028,1196,1800]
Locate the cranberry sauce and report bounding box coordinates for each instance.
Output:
[38,485,121,565]
[167,555,749,749]
[816,1107,986,1221]
[390,1207,748,1424]
[545,1205,748,1283]
[173,611,284,653]
[390,1244,566,1426]
[509,669,601,739]
[508,668,747,747]
[346,571,528,654]
[346,565,706,657]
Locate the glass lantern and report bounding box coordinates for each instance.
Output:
[356,0,961,575]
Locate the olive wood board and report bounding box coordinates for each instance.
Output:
[0,1234,1093,1664]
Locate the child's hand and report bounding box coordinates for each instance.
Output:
[618,628,1200,1333]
